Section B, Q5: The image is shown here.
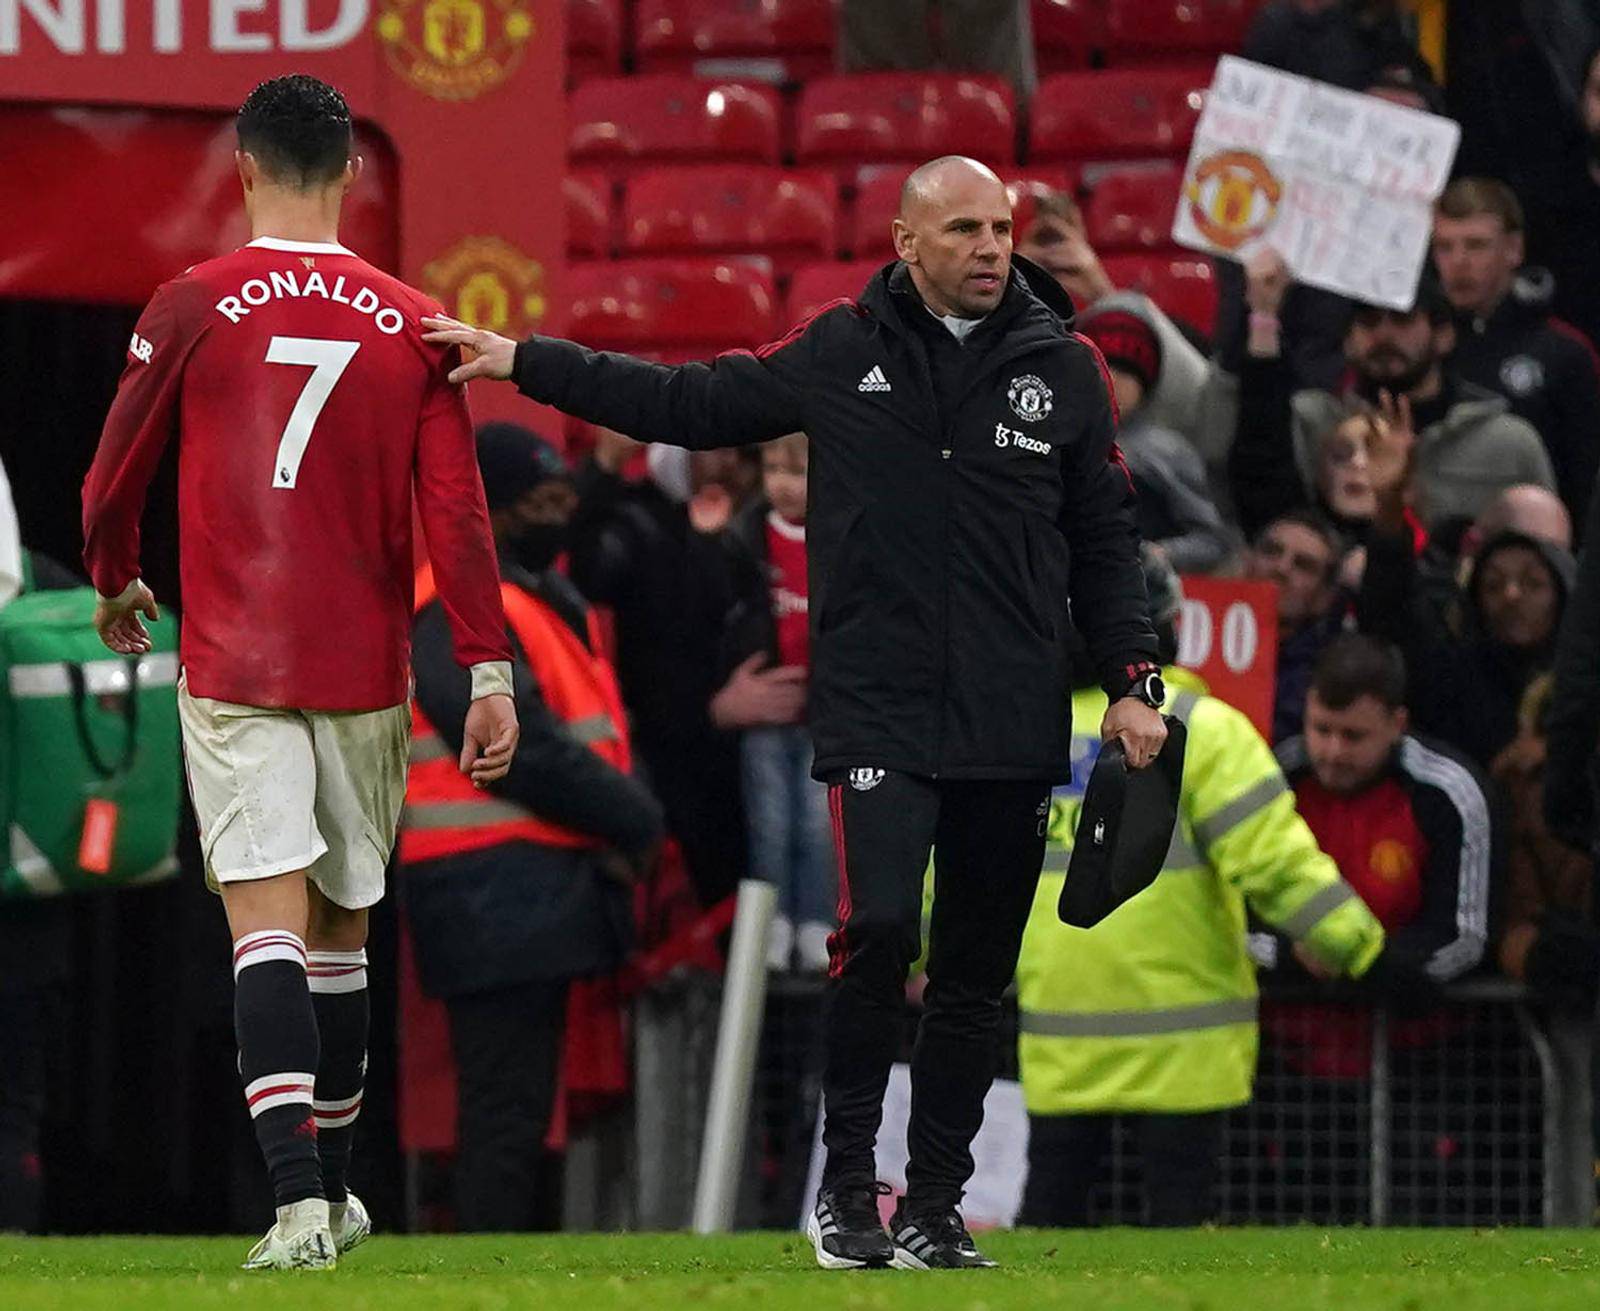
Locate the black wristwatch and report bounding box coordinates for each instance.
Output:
[1127,671,1166,710]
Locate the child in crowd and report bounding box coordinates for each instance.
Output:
[712,434,836,971]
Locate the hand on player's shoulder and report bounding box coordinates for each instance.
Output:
[421,315,517,386]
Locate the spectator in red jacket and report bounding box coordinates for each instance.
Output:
[1276,633,1492,989]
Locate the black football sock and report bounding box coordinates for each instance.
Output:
[307,948,369,1206]
[233,929,323,1209]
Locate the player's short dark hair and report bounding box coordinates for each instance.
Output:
[237,75,352,188]
[1310,634,1407,711]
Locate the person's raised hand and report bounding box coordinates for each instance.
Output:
[421,315,517,385]
[709,654,808,729]
[461,693,519,786]
[1101,697,1168,770]
[1364,390,1417,506]
[94,579,159,655]
[1244,246,1292,317]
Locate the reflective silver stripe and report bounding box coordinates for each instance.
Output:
[566,714,617,745]
[10,825,63,896]
[9,650,178,699]
[1191,774,1287,849]
[403,799,533,830]
[1041,846,1071,874]
[1019,996,1258,1038]
[408,733,452,765]
[1168,688,1201,722]
[1164,825,1202,868]
[1279,880,1358,940]
[410,717,613,762]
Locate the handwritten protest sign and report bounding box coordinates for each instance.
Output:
[1172,55,1460,309]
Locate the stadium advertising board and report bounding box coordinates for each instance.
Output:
[0,0,562,424]
[1174,55,1460,310]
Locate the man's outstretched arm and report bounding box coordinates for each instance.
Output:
[422,315,810,450]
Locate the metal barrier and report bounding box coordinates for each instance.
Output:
[715,975,1594,1229]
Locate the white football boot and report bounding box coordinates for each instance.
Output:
[329,1191,372,1254]
[241,1197,337,1271]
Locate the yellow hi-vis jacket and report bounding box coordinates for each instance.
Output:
[1014,670,1386,1115]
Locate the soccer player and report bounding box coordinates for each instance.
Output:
[81,75,517,1269]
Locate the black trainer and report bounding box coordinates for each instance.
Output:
[806,1182,894,1269]
[888,1203,998,1269]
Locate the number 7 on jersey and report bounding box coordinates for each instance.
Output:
[264,336,361,490]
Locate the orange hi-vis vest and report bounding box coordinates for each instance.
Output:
[399,566,633,865]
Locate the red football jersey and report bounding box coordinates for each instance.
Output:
[764,511,809,671]
[1292,774,1428,932]
[82,237,510,711]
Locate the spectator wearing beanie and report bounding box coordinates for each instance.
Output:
[1080,308,1236,575]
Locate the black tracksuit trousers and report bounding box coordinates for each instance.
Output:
[819,770,1050,1213]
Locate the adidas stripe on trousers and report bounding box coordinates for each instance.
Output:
[820,770,1049,1213]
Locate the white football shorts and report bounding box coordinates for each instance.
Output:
[178,675,411,909]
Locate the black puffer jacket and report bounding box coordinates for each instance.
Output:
[1451,268,1600,533]
[1360,527,1576,768]
[1545,472,1600,852]
[512,256,1157,783]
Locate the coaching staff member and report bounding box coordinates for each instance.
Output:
[424,155,1166,1270]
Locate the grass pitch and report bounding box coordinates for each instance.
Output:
[4,1228,1600,1310]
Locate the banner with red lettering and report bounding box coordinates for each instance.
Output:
[1175,575,1279,740]
[0,0,564,424]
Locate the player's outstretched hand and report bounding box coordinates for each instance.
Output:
[94,579,160,655]
[462,692,519,787]
[1101,697,1168,770]
[421,315,517,385]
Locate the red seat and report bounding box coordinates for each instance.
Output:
[634,0,835,80]
[621,167,838,273]
[1101,251,1218,338]
[569,76,783,175]
[1031,0,1106,73]
[1004,169,1083,238]
[565,171,613,259]
[1105,0,1259,61]
[787,260,881,324]
[846,168,908,259]
[1031,66,1212,162]
[797,74,1017,171]
[1083,162,1184,252]
[568,0,623,82]
[565,258,779,349]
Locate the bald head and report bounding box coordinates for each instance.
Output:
[892,156,1013,318]
[899,155,1005,220]
[1472,484,1572,552]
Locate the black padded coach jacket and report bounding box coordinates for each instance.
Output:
[511,255,1157,783]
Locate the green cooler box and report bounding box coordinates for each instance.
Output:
[0,588,181,897]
